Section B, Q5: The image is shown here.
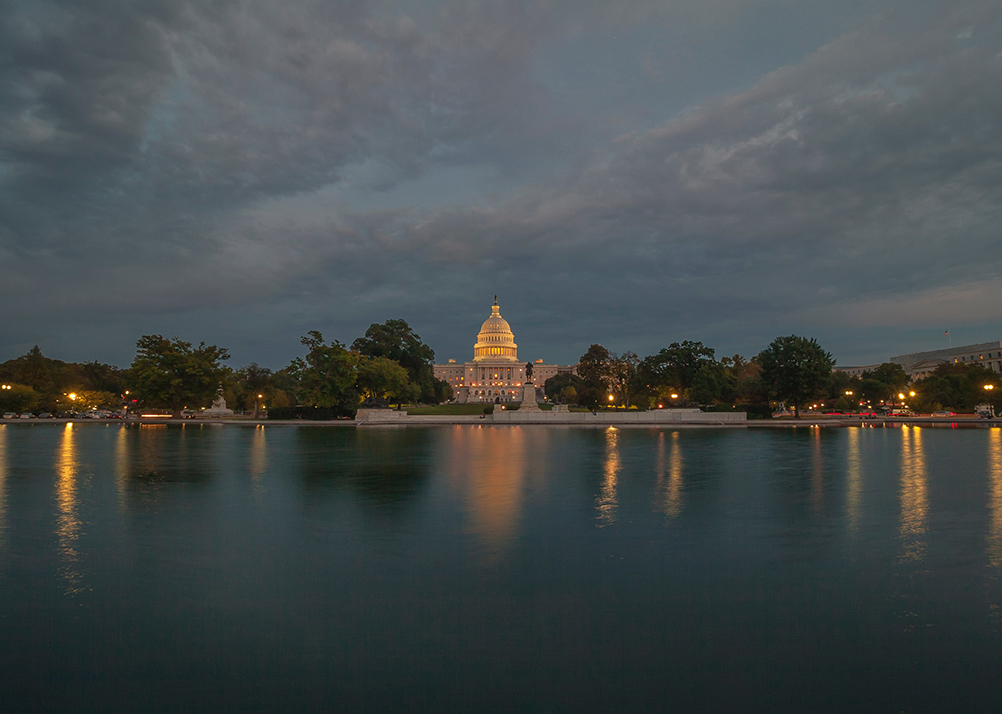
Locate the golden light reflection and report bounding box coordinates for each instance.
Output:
[250,425,268,492]
[115,424,130,511]
[898,426,928,564]
[596,427,620,526]
[987,429,1002,568]
[846,427,861,532]
[811,427,824,514]
[656,431,684,518]
[448,426,528,553]
[56,422,85,593]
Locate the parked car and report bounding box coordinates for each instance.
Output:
[18,412,33,419]
[2,412,14,419]
[931,410,956,417]
[37,412,52,419]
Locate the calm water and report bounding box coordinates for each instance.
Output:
[1,422,1001,712]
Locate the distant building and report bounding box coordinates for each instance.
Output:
[834,341,1002,380]
[433,298,576,403]
[890,341,1002,379]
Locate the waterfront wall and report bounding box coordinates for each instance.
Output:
[355,408,746,426]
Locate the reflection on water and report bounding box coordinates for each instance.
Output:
[596,427,619,526]
[298,428,430,508]
[0,425,7,545]
[988,429,1002,568]
[846,427,861,532]
[656,431,684,518]
[810,427,825,514]
[898,426,928,564]
[250,426,268,490]
[55,423,84,594]
[115,424,130,510]
[453,426,527,551]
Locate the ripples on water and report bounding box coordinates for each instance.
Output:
[0,422,1001,711]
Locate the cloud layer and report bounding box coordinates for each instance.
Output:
[2,0,1000,367]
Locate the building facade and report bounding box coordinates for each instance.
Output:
[834,341,1002,380]
[433,298,576,404]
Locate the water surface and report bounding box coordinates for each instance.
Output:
[1,423,1000,711]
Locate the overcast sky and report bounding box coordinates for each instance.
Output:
[2,0,1001,369]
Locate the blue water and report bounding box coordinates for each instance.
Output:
[0,422,1000,711]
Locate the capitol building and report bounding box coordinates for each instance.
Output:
[433,298,576,404]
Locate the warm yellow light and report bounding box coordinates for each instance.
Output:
[898,393,905,400]
[258,394,263,399]
[658,404,663,408]
[845,390,853,396]
[608,395,615,401]
[986,384,996,391]
[69,393,77,401]
[125,391,129,395]
[670,393,678,399]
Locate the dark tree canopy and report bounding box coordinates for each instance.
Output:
[129,335,230,417]
[289,331,359,415]
[910,363,1001,413]
[352,319,444,403]
[757,335,834,418]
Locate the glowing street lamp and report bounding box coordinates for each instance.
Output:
[986,384,996,391]
[68,393,77,401]
[670,393,679,399]
[898,393,905,400]
[909,391,916,397]
[845,390,853,396]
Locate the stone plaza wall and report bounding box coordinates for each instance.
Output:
[355,408,746,426]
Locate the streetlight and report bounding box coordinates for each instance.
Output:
[845,390,853,396]
[986,384,996,391]
[670,393,679,399]
[909,391,916,397]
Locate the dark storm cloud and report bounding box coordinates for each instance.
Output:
[1,0,1000,366]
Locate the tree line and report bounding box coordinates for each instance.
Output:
[0,319,451,417]
[543,336,1002,417]
[3,327,999,418]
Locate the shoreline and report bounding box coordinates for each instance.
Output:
[2,416,999,429]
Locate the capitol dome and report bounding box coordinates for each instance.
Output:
[473,297,518,362]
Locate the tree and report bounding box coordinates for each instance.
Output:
[229,363,274,416]
[357,355,412,403]
[609,351,640,407]
[57,390,119,412]
[544,373,586,404]
[757,335,834,418]
[289,331,359,415]
[910,364,1001,413]
[638,341,718,406]
[129,335,230,418]
[352,319,439,402]
[0,384,39,414]
[689,361,736,406]
[577,344,615,407]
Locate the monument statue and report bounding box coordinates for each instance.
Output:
[525,361,534,381]
[203,384,234,416]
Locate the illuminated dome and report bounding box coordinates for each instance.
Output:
[473,296,518,362]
